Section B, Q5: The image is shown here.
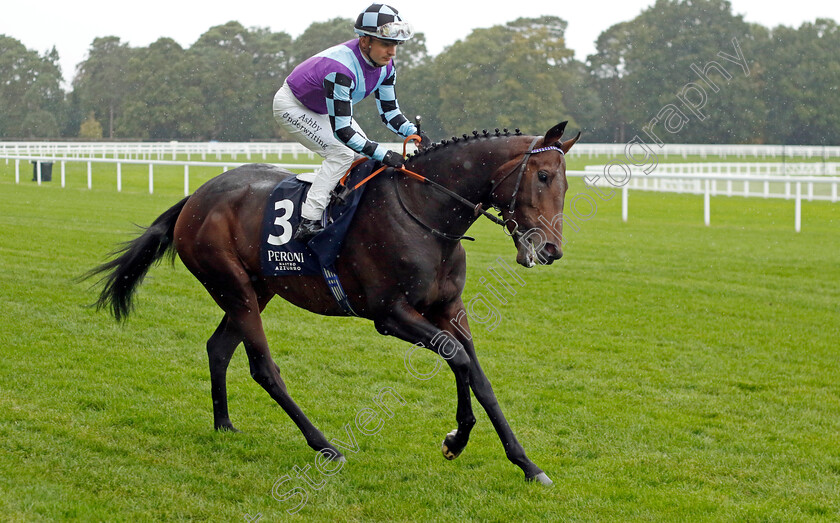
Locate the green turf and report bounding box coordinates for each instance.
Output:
[1,159,838,521]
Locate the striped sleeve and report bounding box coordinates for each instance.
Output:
[375,67,418,137]
[324,72,389,162]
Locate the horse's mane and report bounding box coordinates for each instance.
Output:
[405,128,524,165]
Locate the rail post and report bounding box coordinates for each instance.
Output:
[621,185,628,222]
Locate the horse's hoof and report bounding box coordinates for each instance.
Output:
[215,424,241,433]
[526,472,554,487]
[441,429,462,460]
[319,448,346,463]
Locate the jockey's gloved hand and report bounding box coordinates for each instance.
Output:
[382,150,405,169]
[417,130,432,150]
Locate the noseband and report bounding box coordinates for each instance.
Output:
[390,136,566,242]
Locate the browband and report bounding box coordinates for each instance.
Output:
[529,145,565,155]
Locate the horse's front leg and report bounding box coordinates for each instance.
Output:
[374,302,476,459]
[441,300,553,486]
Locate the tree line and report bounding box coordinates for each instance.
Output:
[2,0,839,145]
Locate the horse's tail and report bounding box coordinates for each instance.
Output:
[84,196,190,322]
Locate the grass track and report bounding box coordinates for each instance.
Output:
[1,159,839,521]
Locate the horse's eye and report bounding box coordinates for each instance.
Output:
[537,171,549,183]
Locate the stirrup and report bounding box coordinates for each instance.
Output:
[330,184,352,206]
[293,219,323,242]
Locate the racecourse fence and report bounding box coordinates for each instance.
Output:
[0,141,320,162]
[579,163,840,232]
[3,156,318,195]
[3,141,840,161]
[583,162,840,201]
[3,142,838,232]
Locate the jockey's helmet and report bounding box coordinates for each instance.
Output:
[354,4,414,42]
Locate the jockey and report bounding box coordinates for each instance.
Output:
[273,3,430,242]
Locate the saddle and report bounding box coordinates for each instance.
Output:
[259,160,378,277]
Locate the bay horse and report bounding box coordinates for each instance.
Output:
[88,122,580,486]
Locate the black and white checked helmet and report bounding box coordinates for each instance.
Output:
[354,3,414,42]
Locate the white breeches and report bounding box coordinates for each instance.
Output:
[273,82,365,221]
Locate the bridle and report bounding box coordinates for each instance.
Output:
[342,135,566,242]
[487,137,566,238]
[393,137,566,242]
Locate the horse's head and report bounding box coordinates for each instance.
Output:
[491,122,580,268]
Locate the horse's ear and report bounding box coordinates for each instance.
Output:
[561,131,581,154]
[543,121,568,145]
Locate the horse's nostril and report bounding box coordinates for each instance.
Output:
[545,243,562,259]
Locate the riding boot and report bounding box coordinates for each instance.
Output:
[294,218,323,242]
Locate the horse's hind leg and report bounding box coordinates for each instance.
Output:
[207,314,241,431]
[207,295,277,432]
[208,275,343,460]
[237,309,343,460]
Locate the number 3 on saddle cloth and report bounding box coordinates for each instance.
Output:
[259,160,379,316]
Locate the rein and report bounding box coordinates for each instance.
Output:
[336,135,564,241]
[393,178,476,242]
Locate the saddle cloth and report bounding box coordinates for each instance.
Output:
[260,161,375,277]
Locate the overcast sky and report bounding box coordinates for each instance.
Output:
[2,0,838,87]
